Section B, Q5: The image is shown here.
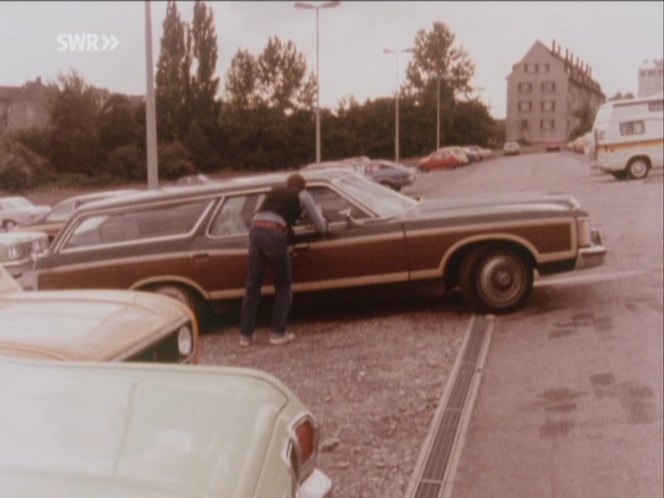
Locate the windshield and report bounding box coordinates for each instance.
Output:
[333,173,417,218]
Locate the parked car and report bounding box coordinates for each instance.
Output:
[0,231,48,278]
[418,149,460,171]
[442,146,470,166]
[362,159,417,190]
[464,145,492,161]
[33,169,606,316]
[17,189,139,242]
[545,142,562,152]
[503,142,521,155]
[0,196,50,231]
[0,358,332,497]
[176,173,214,186]
[0,264,198,363]
[303,158,416,191]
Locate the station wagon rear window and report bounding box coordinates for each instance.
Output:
[63,200,211,249]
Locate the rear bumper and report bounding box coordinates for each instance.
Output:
[575,245,607,270]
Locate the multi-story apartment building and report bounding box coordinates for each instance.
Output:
[505,40,605,145]
[638,59,663,97]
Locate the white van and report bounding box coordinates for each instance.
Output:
[590,93,663,179]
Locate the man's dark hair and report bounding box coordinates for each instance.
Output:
[286,173,306,191]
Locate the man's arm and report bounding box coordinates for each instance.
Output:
[299,190,328,233]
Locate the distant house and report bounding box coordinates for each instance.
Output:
[0,77,145,133]
[505,40,605,145]
[0,78,51,131]
[638,59,663,97]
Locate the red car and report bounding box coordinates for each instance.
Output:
[417,149,460,171]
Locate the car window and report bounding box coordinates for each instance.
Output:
[307,186,370,222]
[209,193,265,238]
[45,200,75,222]
[63,200,211,249]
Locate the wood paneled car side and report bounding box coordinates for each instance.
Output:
[33,170,606,317]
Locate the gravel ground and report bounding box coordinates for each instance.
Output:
[20,179,470,497]
[199,285,469,498]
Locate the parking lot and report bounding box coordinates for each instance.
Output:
[6,150,662,497]
[192,151,662,497]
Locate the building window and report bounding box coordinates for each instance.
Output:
[520,119,529,130]
[541,81,556,92]
[541,63,550,72]
[518,82,533,92]
[524,63,539,73]
[619,120,645,136]
[648,101,664,112]
[518,101,533,111]
[540,119,555,130]
[541,100,556,111]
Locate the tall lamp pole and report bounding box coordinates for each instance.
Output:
[383,47,412,162]
[436,74,441,150]
[294,1,340,165]
[144,1,159,189]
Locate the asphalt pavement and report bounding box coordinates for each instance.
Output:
[407,153,664,498]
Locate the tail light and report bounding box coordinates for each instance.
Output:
[577,218,592,247]
[288,414,319,481]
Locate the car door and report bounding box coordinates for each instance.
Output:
[189,191,264,301]
[191,184,410,301]
[289,184,410,292]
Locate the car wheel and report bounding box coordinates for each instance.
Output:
[459,246,533,314]
[2,219,17,231]
[626,158,650,180]
[154,284,195,308]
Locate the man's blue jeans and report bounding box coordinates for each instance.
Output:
[240,226,292,338]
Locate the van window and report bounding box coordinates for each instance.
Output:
[619,120,645,136]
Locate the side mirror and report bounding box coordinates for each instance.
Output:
[339,208,362,227]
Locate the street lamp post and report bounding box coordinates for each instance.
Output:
[383,47,412,163]
[294,1,340,165]
[436,74,441,150]
[144,0,159,189]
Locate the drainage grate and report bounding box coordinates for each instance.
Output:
[409,315,491,498]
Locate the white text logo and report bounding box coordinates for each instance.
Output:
[57,33,120,52]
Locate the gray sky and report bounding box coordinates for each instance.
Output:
[1,1,662,118]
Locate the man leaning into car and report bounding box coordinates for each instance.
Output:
[240,173,328,347]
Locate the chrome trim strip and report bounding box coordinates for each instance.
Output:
[209,271,410,299]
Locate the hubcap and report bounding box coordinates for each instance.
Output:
[630,161,648,179]
[479,255,525,306]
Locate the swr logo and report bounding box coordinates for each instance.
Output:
[57,33,120,52]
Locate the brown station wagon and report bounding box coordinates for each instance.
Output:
[33,169,606,320]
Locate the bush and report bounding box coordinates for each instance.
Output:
[0,135,55,192]
[157,141,196,179]
[104,144,146,182]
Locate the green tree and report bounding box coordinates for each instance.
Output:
[569,101,595,140]
[225,49,259,110]
[156,0,189,141]
[224,37,314,113]
[47,71,101,175]
[97,94,140,151]
[190,0,220,125]
[256,37,315,113]
[405,22,476,100]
